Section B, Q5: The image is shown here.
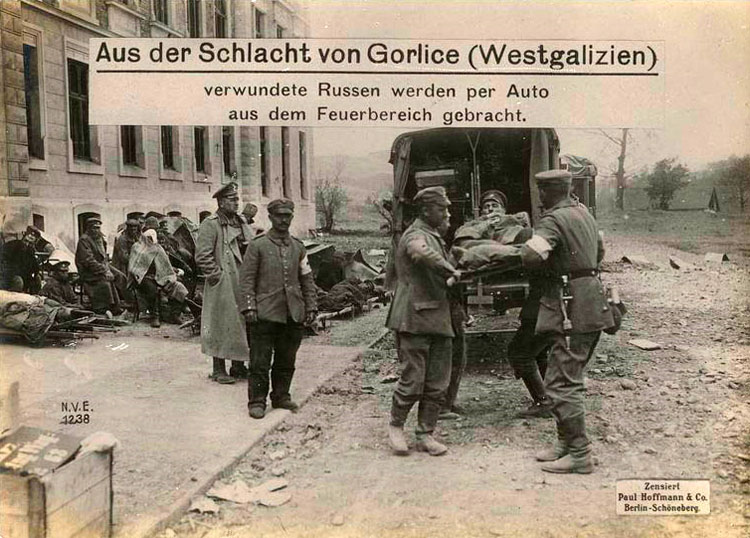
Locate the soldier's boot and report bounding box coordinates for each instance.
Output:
[416,434,448,456]
[210,358,235,384]
[536,420,568,461]
[541,416,593,474]
[229,361,249,379]
[150,299,161,328]
[541,453,593,474]
[416,402,447,456]
[387,425,410,456]
[517,370,553,418]
[535,443,568,462]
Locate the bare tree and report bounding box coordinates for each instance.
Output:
[315,157,348,233]
[585,128,657,211]
[368,189,394,234]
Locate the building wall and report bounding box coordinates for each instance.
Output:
[1,0,314,254]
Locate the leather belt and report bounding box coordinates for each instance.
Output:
[569,269,599,280]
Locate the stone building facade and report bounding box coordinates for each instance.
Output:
[0,0,314,254]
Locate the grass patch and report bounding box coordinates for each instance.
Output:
[598,210,750,258]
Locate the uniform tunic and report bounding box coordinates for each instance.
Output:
[239,228,317,407]
[522,198,614,455]
[386,218,457,435]
[195,211,251,361]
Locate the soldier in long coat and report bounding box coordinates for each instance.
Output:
[386,186,461,457]
[195,182,252,384]
[75,217,122,315]
[520,170,615,474]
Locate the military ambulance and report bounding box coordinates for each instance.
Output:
[388,128,597,313]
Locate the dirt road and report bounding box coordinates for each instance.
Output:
[161,234,749,538]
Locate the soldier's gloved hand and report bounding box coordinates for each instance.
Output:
[243,310,258,324]
[304,310,318,326]
[207,272,222,286]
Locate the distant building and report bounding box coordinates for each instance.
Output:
[0,0,314,253]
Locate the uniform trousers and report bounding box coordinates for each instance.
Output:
[390,332,452,437]
[247,319,303,407]
[544,331,601,456]
[507,316,550,378]
[443,329,466,411]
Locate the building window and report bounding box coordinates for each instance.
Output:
[281,127,290,198]
[194,126,207,173]
[121,126,137,165]
[187,0,201,37]
[23,43,44,160]
[259,126,268,196]
[161,126,175,169]
[33,214,45,232]
[222,126,234,178]
[215,0,227,38]
[254,8,265,38]
[154,0,168,24]
[299,131,307,200]
[67,58,90,161]
[276,25,284,38]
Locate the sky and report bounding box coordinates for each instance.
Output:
[307,1,750,173]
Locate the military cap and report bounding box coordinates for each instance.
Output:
[267,198,295,214]
[125,218,139,226]
[242,203,258,220]
[145,211,165,220]
[535,169,572,187]
[127,211,145,221]
[213,182,239,199]
[25,225,42,238]
[413,186,451,207]
[86,216,103,226]
[50,260,71,270]
[480,189,508,208]
[144,216,160,230]
[166,210,182,218]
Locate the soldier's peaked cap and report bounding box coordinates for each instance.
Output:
[50,260,71,270]
[25,225,42,237]
[213,182,239,199]
[267,198,294,214]
[413,186,450,207]
[127,211,145,220]
[535,169,572,187]
[480,189,508,207]
[86,216,103,226]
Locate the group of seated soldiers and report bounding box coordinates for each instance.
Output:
[2,205,258,326]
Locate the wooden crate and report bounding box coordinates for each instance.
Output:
[0,449,113,538]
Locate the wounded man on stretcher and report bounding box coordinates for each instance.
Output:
[450,209,531,272]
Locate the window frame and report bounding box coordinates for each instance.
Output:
[64,37,103,175]
[22,25,47,170]
[193,126,212,179]
[281,126,290,198]
[159,125,184,180]
[254,7,265,38]
[187,0,202,38]
[299,130,308,200]
[259,126,269,197]
[118,125,147,177]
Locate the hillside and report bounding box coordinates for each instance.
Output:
[314,151,392,207]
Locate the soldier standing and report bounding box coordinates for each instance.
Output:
[195,182,252,384]
[520,170,614,474]
[239,199,317,419]
[386,186,460,456]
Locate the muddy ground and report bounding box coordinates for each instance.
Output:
[158,228,749,538]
